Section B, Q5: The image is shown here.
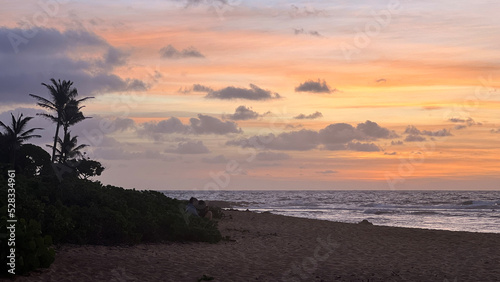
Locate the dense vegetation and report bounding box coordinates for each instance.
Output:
[1,171,222,275]
[1,79,223,276]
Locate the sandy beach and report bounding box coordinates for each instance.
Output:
[16,210,500,282]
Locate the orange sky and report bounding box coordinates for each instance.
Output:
[1,0,500,190]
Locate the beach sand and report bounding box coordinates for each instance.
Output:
[16,210,500,282]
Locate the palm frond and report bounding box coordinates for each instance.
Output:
[20,127,44,137]
[16,114,33,132]
[37,113,58,122]
[29,94,56,110]
[76,96,94,103]
[19,134,42,141]
[0,120,13,135]
[72,144,88,151]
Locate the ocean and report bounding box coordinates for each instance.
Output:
[161,190,500,234]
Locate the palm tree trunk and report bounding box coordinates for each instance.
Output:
[52,120,61,163]
[62,125,69,163]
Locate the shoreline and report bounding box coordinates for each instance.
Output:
[16,210,500,281]
[210,200,500,235]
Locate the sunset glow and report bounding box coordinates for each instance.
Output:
[2,0,500,190]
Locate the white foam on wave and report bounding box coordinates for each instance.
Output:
[161,190,500,233]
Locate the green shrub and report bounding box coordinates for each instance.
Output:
[11,175,222,245]
[0,217,55,276]
[1,173,222,276]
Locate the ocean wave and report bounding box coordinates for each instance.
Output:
[363,209,400,215]
[410,211,439,216]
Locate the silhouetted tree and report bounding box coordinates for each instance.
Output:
[30,79,93,162]
[61,99,89,138]
[47,131,88,164]
[76,158,105,180]
[0,113,43,168]
[17,144,52,176]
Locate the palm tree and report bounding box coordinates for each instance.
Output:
[47,132,88,164]
[61,99,89,138]
[0,113,43,166]
[30,79,93,162]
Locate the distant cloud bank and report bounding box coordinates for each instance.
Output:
[0,27,148,104]
[227,120,398,152]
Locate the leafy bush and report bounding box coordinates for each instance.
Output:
[4,174,221,246]
[1,172,222,276]
[0,217,55,276]
[14,218,55,275]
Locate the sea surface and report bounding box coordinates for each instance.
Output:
[161,190,500,234]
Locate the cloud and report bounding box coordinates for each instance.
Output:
[309,31,322,37]
[346,142,380,152]
[404,135,426,142]
[227,130,320,151]
[448,117,482,129]
[255,151,291,161]
[202,154,228,163]
[165,140,210,154]
[140,114,241,138]
[190,114,242,134]
[74,117,136,136]
[384,152,397,155]
[142,117,190,135]
[319,123,362,144]
[0,27,148,104]
[193,84,213,92]
[404,125,452,137]
[178,84,214,94]
[294,111,323,120]
[454,125,467,130]
[422,128,452,137]
[357,120,399,139]
[227,120,396,151]
[185,0,227,7]
[293,28,322,37]
[375,78,387,83]
[289,4,327,18]
[491,128,500,134]
[112,117,136,131]
[391,140,404,146]
[225,106,260,120]
[159,44,204,59]
[206,84,281,100]
[316,170,337,174]
[295,79,334,93]
[319,121,396,146]
[182,84,282,101]
[404,125,421,135]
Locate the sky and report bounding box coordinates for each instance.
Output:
[1,0,500,190]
